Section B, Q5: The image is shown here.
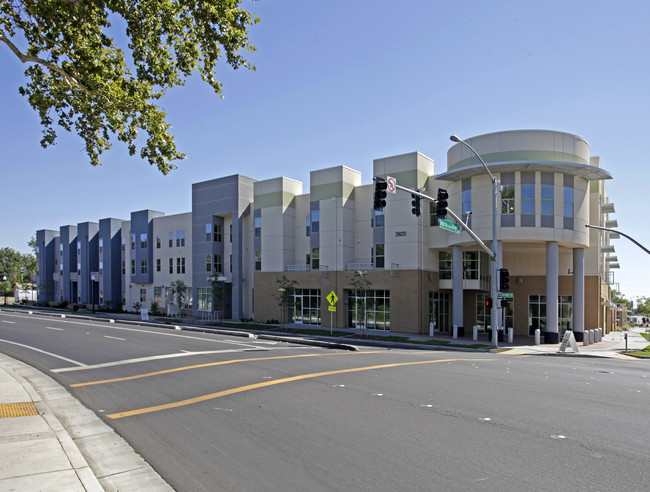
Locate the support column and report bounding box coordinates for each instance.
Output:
[497,240,503,332]
[452,245,464,336]
[573,248,585,341]
[545,241,559,343]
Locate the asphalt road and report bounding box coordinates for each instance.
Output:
[1,309,649,491]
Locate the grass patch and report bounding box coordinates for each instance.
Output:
[641,331,649,341]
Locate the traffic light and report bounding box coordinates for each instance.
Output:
[499,268,510,292]
[374,178,388,210]
[485,297,493,309]
[500,298,508,308]
[436,188,448,219]
[411,189,421,217]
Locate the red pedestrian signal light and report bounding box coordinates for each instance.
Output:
[485,297,493,309]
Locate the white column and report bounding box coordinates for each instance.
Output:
[452,245,463,333]
[573,248,585,341]
[545,241,559,343]
[497,240,503,331]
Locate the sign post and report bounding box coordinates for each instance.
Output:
[326,290,339,335]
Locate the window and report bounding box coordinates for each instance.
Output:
[140,259,148,274]
[156,258,161,272]
[140,288,146,303]
[255,251,261,271]
[306,215,311,236]
[99,238,103,254]
[476,293,492,332]
[439,251,452,280]
[169,231,173,247]
[156,235,161,249]
[77,262,81,275]
[214,254,222,274]
[99,261,103,275]
[140,233,147,249]
[462,178,471,226]
[311,210,320,233]
[311,247,319,270]
[372,208,385,228]
[230,254,233,273]
[131,234,136,250]
[374,244,385,268]
[206,223,212,241]
[214,224,222,242]
[206,254,212,272]
[169,258,174,274]
[60,244,64,255]
[131,259,135,274]
[77,240,81,251]
[154,286,163,305]
[197,287,213,311]
[347,290,390,330]
[290,288,323,326]
[254,217,261,238]
[463,251,479,280]
[528,295,546,336]
[501,184,515,214]
[177,257,185,274]
[559,295,573,336]
[176,230,185,247]
[563,175,574,230]
[122,260,125,275]
[121,237,125,251]
[541,172,554,228]
[520,172,535,227]
[229,224,233,243]
[430,202,439,227]
[521,184,534,213]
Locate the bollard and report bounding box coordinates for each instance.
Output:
[473,325,478,341]
[508,327,514,344]
[590,330,595,345]
[598,328,603,342]
[534,328,541,345]
[583,331,589,346]
[453,324,458,339]
[429,322,434,337]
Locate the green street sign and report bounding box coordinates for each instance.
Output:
[439,218,461,234]
[497,292,514,299]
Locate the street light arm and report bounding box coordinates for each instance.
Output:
[586,224,650,255]
[450,135,497,183]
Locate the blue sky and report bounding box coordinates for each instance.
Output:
[2,0,649,298]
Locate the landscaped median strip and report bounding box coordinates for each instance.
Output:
[0,401,39,418]
[106,358,494,420]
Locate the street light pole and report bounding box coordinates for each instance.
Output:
[450,135,500,347]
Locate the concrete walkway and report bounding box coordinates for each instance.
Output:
[0,353,172,491]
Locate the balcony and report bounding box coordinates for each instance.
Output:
[605,219,618,228]
[285,264,311,272]
[601,245,615,253]
[345,262,375,271]
[601,202,615,214]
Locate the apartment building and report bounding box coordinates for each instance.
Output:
[35,129,620,342]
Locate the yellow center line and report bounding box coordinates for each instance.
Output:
[107,358,493,419]
[71,351,385,387]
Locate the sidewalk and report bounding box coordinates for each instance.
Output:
[410,326,649,359]
[0,353,172,491]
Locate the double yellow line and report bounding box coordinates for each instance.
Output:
[104,357,490,419]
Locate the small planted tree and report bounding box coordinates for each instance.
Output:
[275,275,298,329]
[349,270,371,334]
[169,280,188,317]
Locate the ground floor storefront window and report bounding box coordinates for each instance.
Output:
[476,293,513,332]
[429,292,450,332]
[197,287,212,311]
[528,295,572,337]
[347,290,390,330]
[289,289,321,325]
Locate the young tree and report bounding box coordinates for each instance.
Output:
[275,275,298,328]
[348,270,371,333]
[1,0,259,174]
[169,279,188,309]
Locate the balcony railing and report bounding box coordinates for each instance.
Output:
[345,262,375,271]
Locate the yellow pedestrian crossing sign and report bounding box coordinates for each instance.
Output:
[327,291,338,306]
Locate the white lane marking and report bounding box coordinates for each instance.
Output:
[104,335,126,341]
[52,348,262,373]
[44,319,261,348]
[1,320,15,324]
[46,326,64,331]
[0,338,86,366]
